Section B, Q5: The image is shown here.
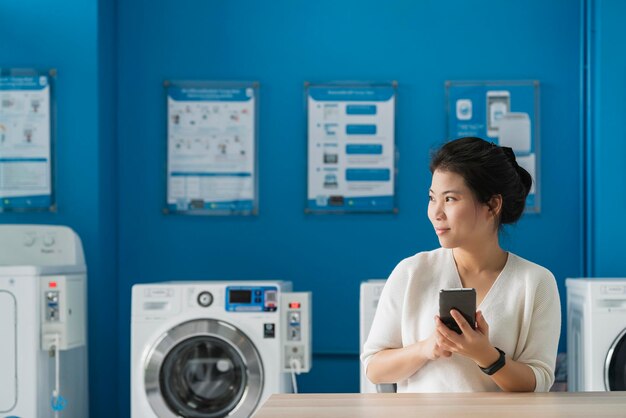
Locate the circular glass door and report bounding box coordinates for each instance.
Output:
[605,328,626,390]
[144,319,263,418]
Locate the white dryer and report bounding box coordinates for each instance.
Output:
[566,278,626,391]
[0,225,88,418]
[131,281,311,418]
[359,280,395,393]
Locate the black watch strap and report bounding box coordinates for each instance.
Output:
[479,347,506,375]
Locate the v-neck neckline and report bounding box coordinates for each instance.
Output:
[447,248,513,310]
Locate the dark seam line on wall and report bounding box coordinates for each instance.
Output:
[580,0,587,277]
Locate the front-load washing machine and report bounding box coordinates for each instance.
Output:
[566,278,626,391]
[131,281,311,418]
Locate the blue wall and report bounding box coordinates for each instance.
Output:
[3,0,600,416]
[116,0,580,413]
[0,1,119,417]
[587,0,626,277]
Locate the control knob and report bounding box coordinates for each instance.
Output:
[197,291,213,307]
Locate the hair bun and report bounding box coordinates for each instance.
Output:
[430,137,533,227]
[516,163,533,196]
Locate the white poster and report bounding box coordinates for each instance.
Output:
[166,82,257,215]
[0,73,53,210]
[307,84,396,213]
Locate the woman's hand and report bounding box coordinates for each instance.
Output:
[420,317,453,361]
[365,319,452,384]
[435,310,500,368]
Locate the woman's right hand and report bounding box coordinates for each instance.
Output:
[365,315,452,384]
[420,316,452,361]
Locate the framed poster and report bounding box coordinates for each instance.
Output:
[164,80,258,215]
[446,80,540,213]
[306,82,397,214]
[0,68,56,212]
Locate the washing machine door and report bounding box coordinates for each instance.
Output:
[605,328,626,390]
[144,319,263,418]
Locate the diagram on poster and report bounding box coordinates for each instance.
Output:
[165,82,257,215]
[306,83,397,213]
[447,81,540,213]
[0,71,53,211]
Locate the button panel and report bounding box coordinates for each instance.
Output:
[46,291,60,321]
[287,310,301,341]
[281,292,312,373]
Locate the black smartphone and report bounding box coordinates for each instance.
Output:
[439,288,476,334]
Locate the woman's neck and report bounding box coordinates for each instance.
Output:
[452,238,507,276]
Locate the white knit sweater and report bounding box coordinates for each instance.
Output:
[361,248,561,392]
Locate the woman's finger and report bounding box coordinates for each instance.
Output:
[437,325,460,346]
[438,340,456,353]
[450,309,474,335]
[476,310,489,333]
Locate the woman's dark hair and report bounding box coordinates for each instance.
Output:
[429,136,532,227]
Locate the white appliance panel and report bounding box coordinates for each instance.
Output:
[0,291,17,412]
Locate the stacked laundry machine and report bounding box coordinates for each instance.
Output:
[0,225,88,418]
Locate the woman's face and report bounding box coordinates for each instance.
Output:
[428,169,495,249]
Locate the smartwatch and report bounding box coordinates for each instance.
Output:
[479,347,506,375]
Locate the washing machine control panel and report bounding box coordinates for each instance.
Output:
[225,286,279,312]
[0,225,85,266]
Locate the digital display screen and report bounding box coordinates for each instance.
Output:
[229,290,252,304]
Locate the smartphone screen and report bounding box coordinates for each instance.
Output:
[439,288,476,334]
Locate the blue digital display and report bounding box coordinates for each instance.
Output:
[225,286,278,312]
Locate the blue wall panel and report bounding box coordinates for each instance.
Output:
[116,1,581,412]
[588,0,626,277]
[0,1,118,417]
[4,0,604,414]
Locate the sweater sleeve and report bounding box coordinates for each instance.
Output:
[516,272,561,392]
[360,259,409,373]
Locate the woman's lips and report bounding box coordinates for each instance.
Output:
[434,227,450,235]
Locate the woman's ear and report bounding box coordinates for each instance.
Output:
[487,194,503,218]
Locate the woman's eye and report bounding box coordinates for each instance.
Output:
[445,196,456,202]
[428,195,435,202]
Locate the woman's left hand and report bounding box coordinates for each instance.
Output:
[435,310,500,368]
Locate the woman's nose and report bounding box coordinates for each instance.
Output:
[429,201,444,221]
[434,202,445,220]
